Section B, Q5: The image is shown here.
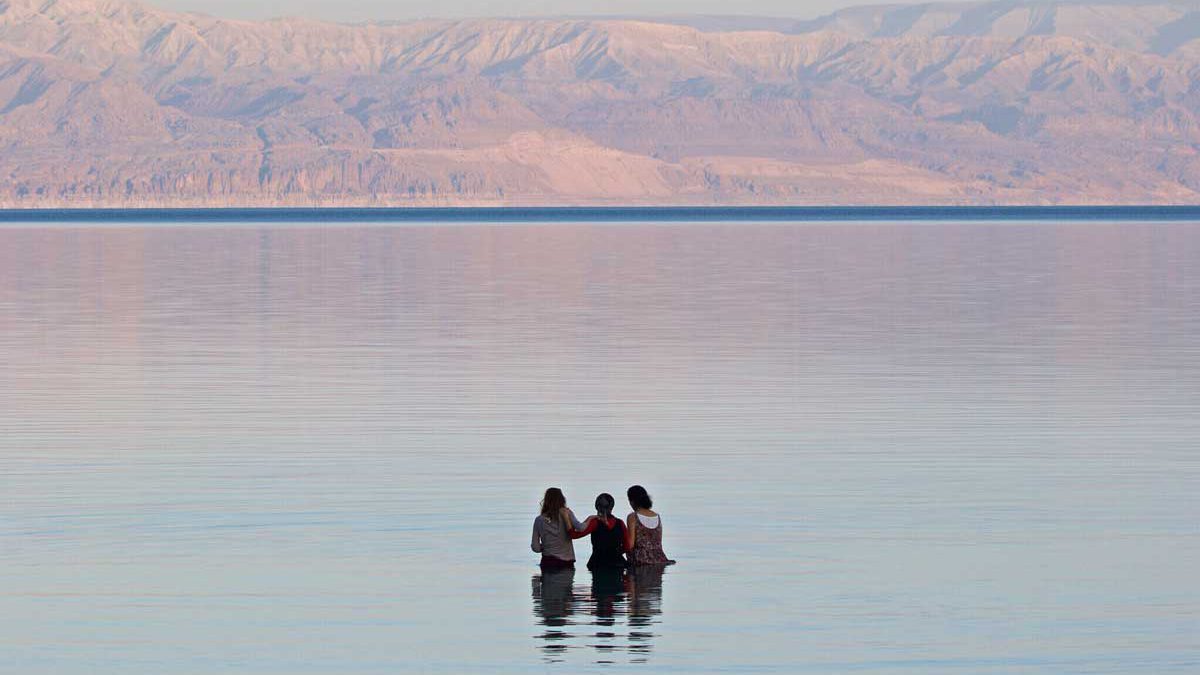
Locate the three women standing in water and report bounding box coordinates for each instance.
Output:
[531,485,675,570]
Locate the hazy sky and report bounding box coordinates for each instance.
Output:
[148,0,906,22]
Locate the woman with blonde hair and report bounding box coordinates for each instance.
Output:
[531,487,584,570]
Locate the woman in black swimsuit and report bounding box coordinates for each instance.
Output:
[573,493,629,570]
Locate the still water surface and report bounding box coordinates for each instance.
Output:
[2,222,1199,673]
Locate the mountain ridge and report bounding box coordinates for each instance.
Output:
[0,0,1198,206]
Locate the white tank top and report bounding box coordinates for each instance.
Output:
[636,513,660,529]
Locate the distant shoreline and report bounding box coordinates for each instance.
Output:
[1,206,1199,223]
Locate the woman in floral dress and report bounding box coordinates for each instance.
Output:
[624,485,675,565]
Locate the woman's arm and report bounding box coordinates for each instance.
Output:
[625,513,637,552]
[570,516,598,540]
[563,507,583,530]
[531,518,543,553]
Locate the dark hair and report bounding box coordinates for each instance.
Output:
[595,493,615,519]
[627,485,653,510]
[541,487,566,518]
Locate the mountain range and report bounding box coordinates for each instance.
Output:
[1,0,1199,206]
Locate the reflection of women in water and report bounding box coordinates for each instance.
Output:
[531,487,584,570]
[530,555,669,665]
[572,493,629,570]
[625,485,676,566]
[531,568,577,662]
[590,566,626,622]
[625,563,667,661]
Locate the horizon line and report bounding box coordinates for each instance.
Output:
[2,206,1199,223]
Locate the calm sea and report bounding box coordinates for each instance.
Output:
[2,218,1198,673]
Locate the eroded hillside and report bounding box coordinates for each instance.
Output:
[1,0,1198,205]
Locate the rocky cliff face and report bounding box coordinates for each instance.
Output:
[1,0,1198,206]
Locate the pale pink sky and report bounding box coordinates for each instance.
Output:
[147,0,968,22]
